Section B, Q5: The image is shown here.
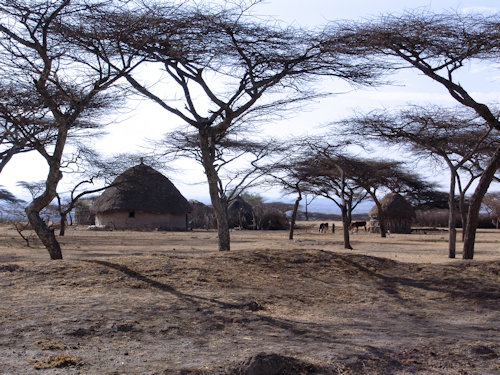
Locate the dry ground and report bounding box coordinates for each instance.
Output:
[0,222,499,374]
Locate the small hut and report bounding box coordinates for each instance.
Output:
[369,193,415,234]
[227,196,254,229]
[91,163,191,230]
[74,198,96,225]
[75,204,95,226]
[188,200,216,229]
[253,204,289,230]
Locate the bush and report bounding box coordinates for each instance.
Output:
[414,209,497,228]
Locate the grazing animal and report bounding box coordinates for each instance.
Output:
[319,222,329,233]
[349,221,367,232]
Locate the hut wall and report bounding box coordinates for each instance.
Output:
[370,218,412,234]
[75,206,95,225]
[95,211,187,230]
[386,218,412,234]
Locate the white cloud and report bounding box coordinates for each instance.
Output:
[460,6,500,14]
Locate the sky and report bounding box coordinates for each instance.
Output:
[1,0,500,213]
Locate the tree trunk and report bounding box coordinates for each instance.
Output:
[25,148,65,259]
[26,206,62,259]
[459,192,467,242]
[199,131,230,251]
[341,205,352,249]
[373,198,387,238]
[59,213,66,236]
[463,145,500,259]
[346,202,353,225]
[289,193,302,240]
[447,172,457,258]
[337,167,352,249]
[304,197,310,221]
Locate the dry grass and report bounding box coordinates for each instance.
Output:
[1,221,499,263]
[28,354,81,369]
[0,222,499,374]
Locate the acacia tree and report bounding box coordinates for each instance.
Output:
[0,86,60,173]
[0,184,21,222]
[302,142,368,249]
[337,157,431,238]
[341,106,497,257]
[157,128,285,223]
[0,186,28,243]
[0,0,142,259]
[454,138,500,238]
[103,3,378,251]
[329,12,500,259]
[266,152,312,240]
[0,185,19,205]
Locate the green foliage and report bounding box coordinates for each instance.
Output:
[239,192,264,207]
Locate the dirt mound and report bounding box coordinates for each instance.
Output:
[232,352,332,375]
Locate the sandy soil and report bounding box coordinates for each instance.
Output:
[0,222,499,374]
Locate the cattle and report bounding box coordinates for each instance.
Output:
[349,221,367,232]
[318,222,329,233]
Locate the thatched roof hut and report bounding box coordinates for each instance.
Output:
[369,193,415,234]
[253,204,289,230]
[188,200,216,229]
[227,196,254,229]
[91,163,191,230]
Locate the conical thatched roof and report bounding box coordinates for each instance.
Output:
[91,164,191,215]
[369,193,415,219]
[227,196,254,228]
[228,196,253,216]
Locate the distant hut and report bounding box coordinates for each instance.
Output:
[74,198,95,225]
[75,205,95,226]
[369,193,415,234]
[253,204,289,230]
[91,163,191,230]
[188,200,216,229]
[227,196,254,229]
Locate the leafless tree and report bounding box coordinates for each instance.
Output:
[327,11,500,259]
[301,142,368,250]
[0,86,59,173]
[0,0,143,259]
[271,166,305,240]
[265,144,312,240]
[159,129,284,204]
[340,106,497,257]
[334,156,431,238]
[100,2,379,251]
[302,194,317,222]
